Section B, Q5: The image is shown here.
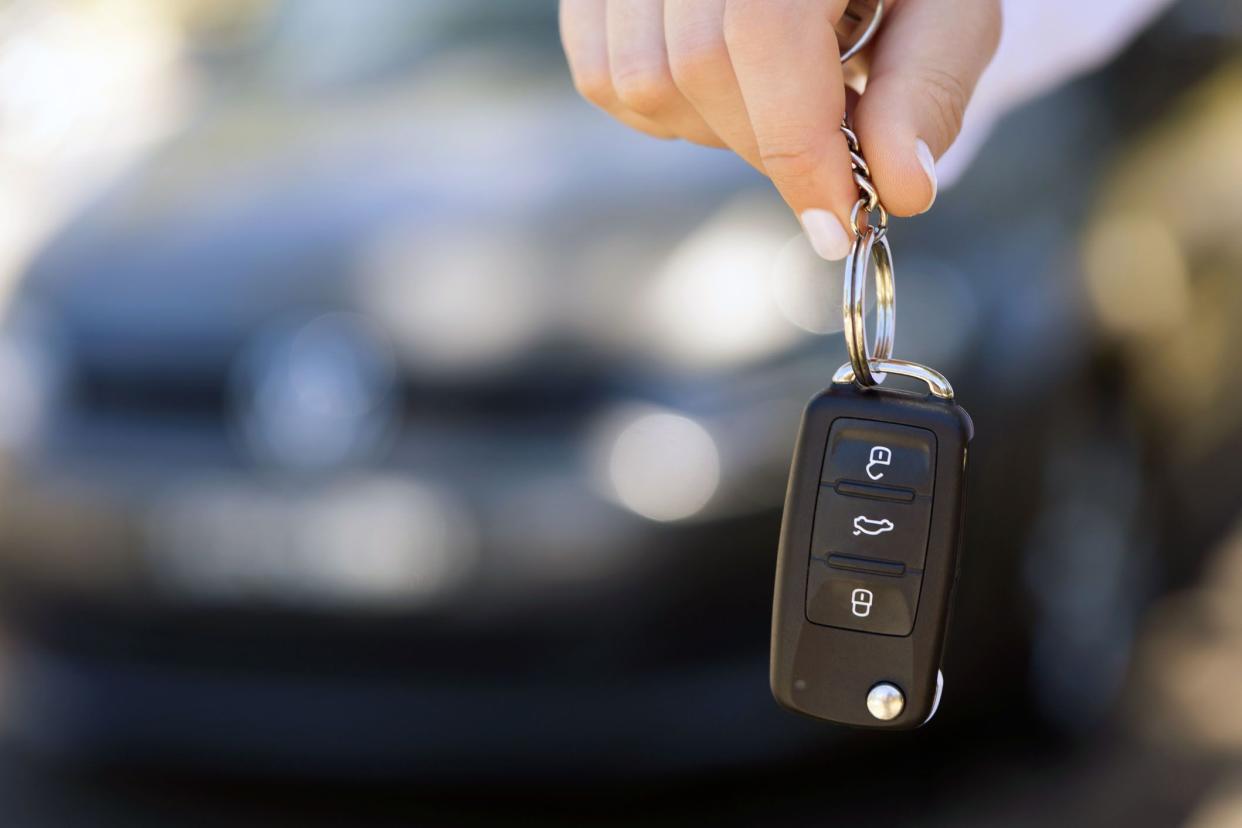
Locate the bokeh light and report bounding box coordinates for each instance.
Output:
[601,408,721,523]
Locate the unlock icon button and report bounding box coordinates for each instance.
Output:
[866,446,892,480]
[822,419,937,495]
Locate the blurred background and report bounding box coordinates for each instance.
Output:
[0,0,1240,824]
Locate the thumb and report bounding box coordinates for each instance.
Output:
[853,0,1001,217]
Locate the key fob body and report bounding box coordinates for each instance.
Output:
[771,381,972,728]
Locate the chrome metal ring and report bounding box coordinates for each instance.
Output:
[849,197,889,237]
[833,358,955,400]
[842,225,894,387]
[838,0,885,64]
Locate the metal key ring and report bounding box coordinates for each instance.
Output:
[842,224,894,386]
[838,0,884,64]
[832,0,956,402]
[833,358,956,400]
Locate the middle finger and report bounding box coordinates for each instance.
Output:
[606,0,723,147]
[665,0,765,170]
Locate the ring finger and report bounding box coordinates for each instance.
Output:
[605,0,724,146]
[561,0,676,138]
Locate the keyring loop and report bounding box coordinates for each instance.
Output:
[842,225,894,387]
[832,1,954,403]
[833,358,955,400]
[838,0,885,64]
[849,197,889,237]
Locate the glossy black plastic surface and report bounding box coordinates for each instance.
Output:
[770,382,972,729]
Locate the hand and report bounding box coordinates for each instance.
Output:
[559,0,1001,260]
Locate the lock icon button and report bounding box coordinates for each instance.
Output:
[851,588,873,617]
[805,562,921,636]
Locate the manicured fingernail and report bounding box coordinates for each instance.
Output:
[799,209,851,261]
[915,138,938,212]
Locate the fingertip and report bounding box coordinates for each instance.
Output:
[853,99,938,217]
[800,208,852,261]
[878,136,937,217]
[759,127,860,243]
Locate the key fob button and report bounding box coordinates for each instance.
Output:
[812,488,933,570]
[805,561,922,636]
[822,418,937,495]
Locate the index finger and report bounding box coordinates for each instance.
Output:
[723,0,859,260]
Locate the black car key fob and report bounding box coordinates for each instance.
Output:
[770,381,972,728]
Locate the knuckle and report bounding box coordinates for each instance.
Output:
[667,28,729,93]
[611,63,678,117]
[916,66,969,144]
[571,67,615,108]
[757,134,823,181]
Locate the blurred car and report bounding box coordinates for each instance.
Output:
[0,0,1228,783]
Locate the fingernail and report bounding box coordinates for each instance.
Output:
[799,209,851,261]
[915,138,938,212]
